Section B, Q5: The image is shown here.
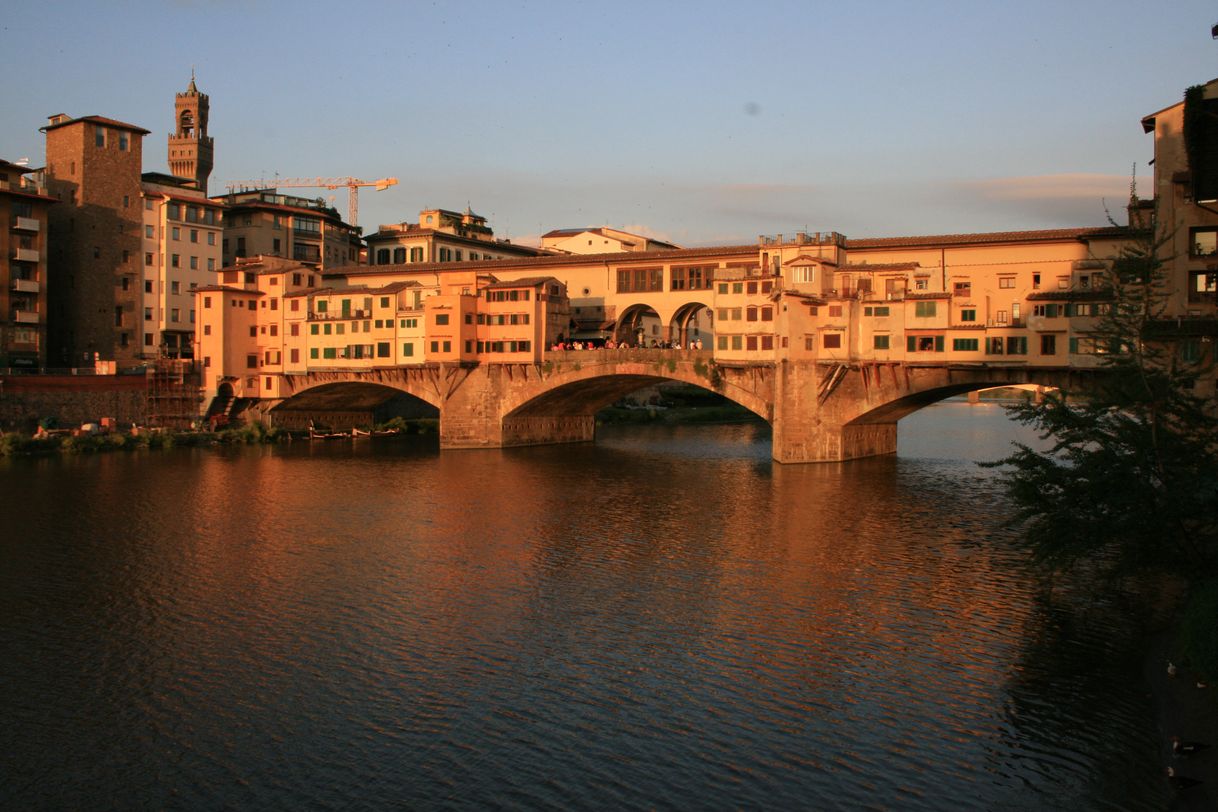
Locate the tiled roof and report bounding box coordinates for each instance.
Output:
[327,244,759,279]
[193,285,262,295]
[842,262,920,272]
[484,276,560,289]
[847,226,1129,250]
[40,115,151,135]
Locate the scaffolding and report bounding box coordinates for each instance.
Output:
[145,359,202,429]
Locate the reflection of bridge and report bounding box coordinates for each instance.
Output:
[264,349,1097,462]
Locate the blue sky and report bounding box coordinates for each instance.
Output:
[3,1,1216,245]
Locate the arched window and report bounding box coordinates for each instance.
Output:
[375,248,390,264]
[179,110,194,138]
[393,247,406,263]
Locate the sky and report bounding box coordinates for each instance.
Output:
[3,1,1217,247]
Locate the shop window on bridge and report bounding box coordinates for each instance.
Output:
[746,307,758,322]
[953,338,979,351]
[402,343,414,357]
[616,267,663,293]
[761,306,773,321]
[731,335,742,350]
[874,335,891,350]
[377,342,390,358]
[746,336,758,350]
[717,282,729,294]
[761,335,774,350]
[732,282,744,294]
[310,348,319,359]
[823,333,842,349]
[987,337,1005,355]
[1006,336,1027,355]
[747,281,758,294]
[324,347,337,359]
[907,335,944,352]
[1040,334,1057,355]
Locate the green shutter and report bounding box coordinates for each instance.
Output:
[934,335,944,352]
[907,335,916,352]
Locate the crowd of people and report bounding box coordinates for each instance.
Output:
[550,337,705,352]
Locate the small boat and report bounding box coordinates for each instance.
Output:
[352,427,402,438]
[308,420,349,441]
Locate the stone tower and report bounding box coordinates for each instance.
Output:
[167,73,213,192]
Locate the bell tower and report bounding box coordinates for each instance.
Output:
[167,71,214,192]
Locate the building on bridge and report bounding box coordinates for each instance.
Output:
[193,256,569,410]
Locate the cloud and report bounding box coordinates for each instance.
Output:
[949,173,1131,226]
[963,173,1130,202]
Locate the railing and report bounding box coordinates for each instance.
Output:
[13,310,39,324]
[12,247,38,262]
[12,216,40,232]
[985,318,1025,328]
[0,179,48,196]
[11,279,39,294]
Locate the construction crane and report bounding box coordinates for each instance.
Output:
[224,176,398,229]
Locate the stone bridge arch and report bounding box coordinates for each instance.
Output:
[262,367,450,430]
[440,350,775,450]
[772,362,1103,462]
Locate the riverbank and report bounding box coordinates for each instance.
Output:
[0,417,440,457]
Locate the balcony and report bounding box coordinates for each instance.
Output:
[13,310,39,324]
[11,216,40,233]
[11,247,38,262]
[11,279,39,294]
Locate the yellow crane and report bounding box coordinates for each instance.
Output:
[224,176,398,229]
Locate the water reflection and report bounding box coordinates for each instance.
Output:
[0,404,1165,809]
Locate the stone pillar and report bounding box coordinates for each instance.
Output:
[770,359,898,463]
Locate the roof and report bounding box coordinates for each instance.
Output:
[40,115,151,135]
[783,253,837,267]
[365,227,545,255]
[847,226,1129,250]
[842,262,920,272]
[483,276,561,289]
[284,280,421,298]
[193,285,263,295]
[327,243,759,279]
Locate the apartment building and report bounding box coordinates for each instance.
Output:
[0,159,55,368]
[364,207,546,266]
[212,188,362,270]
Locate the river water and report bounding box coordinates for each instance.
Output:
[0,402,1169,810]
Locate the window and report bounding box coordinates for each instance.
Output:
[1040,334,1057,355]
[746,307,758,322]
[172,226,180,241]
[144,307,152,321]
[863,306,891,317]
[207,232,216,246]
[731,335,743,350]
[907,335,944,352]
[761,306,773,321]
[145,280,153,294]
[995,310,1009,325]
[435,313,449,325]
[203,324,211,336]
[953,281,972,297]
[829,305,843,317]
[118,131,128,151]
[1190,228,1218,257]
[171,254,180,269]
[615,267,663,293]
[952,338,979,351]
[403,343,414,357]
[804,336,815,351]
[987,337,1004,354]
[1180,339,1202,362]
[874,335,890,350]
[145,252,153,266]
[189,256,198,270]
[190,229,198,243]
[998,276,1016,289]
[377,342,390,358]
[1032,304,1060,318]
[959,309,976,322]
[95,126,105,147]
[246,354,258,369]
[914,301,937,318]
[823,333,842,349]
[1006,336,1027,355]
[310,348,319,360]
[145,225,154,238]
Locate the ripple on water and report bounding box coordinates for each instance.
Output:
[0,406,1168,810]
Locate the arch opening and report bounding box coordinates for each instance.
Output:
[614,304,663,347]
[669,301,713,348]
[269,381,439,432]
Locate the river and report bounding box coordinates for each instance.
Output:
[0,401,1169,809]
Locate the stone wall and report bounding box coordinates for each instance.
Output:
[0,374,149,430]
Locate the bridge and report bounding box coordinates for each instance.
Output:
[260,349,1098,462]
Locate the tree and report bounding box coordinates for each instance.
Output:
[990,208,1218,580]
